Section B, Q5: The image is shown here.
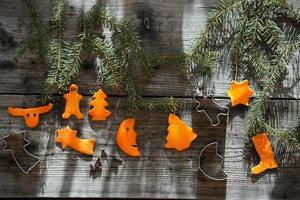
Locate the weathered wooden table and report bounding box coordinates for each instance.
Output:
[0,0,300,199]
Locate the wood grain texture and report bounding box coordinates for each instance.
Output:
[0,95,299,199]
[0,0,300,98]
[0,0,300,199]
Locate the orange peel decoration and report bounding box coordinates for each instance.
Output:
[88,89,111,121]
[8,103,53,128]
[62,84,84,119]
[116,118,141,157]
[165,113,198,151]
[251,133,278,175]
[227,80,254,106]
[56,126,96,155]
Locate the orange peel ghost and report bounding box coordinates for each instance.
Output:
[251,133,278,175]
[116,118,141,157]
[88,89,111,121]
[62,84,84,119]
[165,113,198,151]
[8,103,53,128]
[55,126,96,155]
[227,80,254,106]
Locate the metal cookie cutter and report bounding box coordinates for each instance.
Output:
[194,91,229,126]
[2,130,40,174]
[198,142,228,181]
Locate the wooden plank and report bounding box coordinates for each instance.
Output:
[1,0,300,98]
[0,95,299,199]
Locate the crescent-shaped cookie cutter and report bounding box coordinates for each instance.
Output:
[193,91,229,127]
[2,130,40,174]
[198,142,228,181]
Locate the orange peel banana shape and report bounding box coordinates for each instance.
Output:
[116,118,141,157]
[165,113,198,151]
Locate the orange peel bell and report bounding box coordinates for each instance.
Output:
[88,89,111,121]
[55,126,96,155]
[165,113,198,151]
[116,118,141,157]
[251,133,278,175]
[227,80,254,106]
[62,84,84,119]
[8,103,53,128]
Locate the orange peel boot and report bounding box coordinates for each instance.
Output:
[62,84,84,119]
[227,80,254,106]
[56,126,96,155]
[251,133,278,175]
[165,113,198,151]
[8,103,53,128]
[88,89,111,121]
[116,118,141,157]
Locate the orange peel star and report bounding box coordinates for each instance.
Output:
[88,89,111,121]
[251,133,278,175]
[116,118,141,157]
[165,113,198,151]
[62,84,84,119]
[8,103,53,128]
[56,126,96,155]
[227,80,254,106]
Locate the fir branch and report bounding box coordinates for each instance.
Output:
[43,0,68,101]
[89,35,123,90]
[123,71,142,117]
[139,97,178,113]
[16,0,49,62]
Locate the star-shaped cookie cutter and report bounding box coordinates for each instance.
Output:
[193,91,229,126]
[198,142,228,181]
[2,130,40,174]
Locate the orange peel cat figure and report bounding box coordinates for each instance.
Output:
[251,133,278,175]
[56,126,96,155]
[8,103,53,128]
[165,113,198,151]
[88,89,111,121]
[116,118,141,157]
[62,84,84,119]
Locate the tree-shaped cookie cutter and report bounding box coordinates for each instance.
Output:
[193,91,229,126]
[198,142,228,181]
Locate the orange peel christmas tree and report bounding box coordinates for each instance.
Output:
[88,89,111,121]
[116,118,141,157]
[251,133,278,175]
[165,113,198,151]
[8,103,53,128]
[55,126,96,155]
[227,80,254,106]
[62,84,84,119]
